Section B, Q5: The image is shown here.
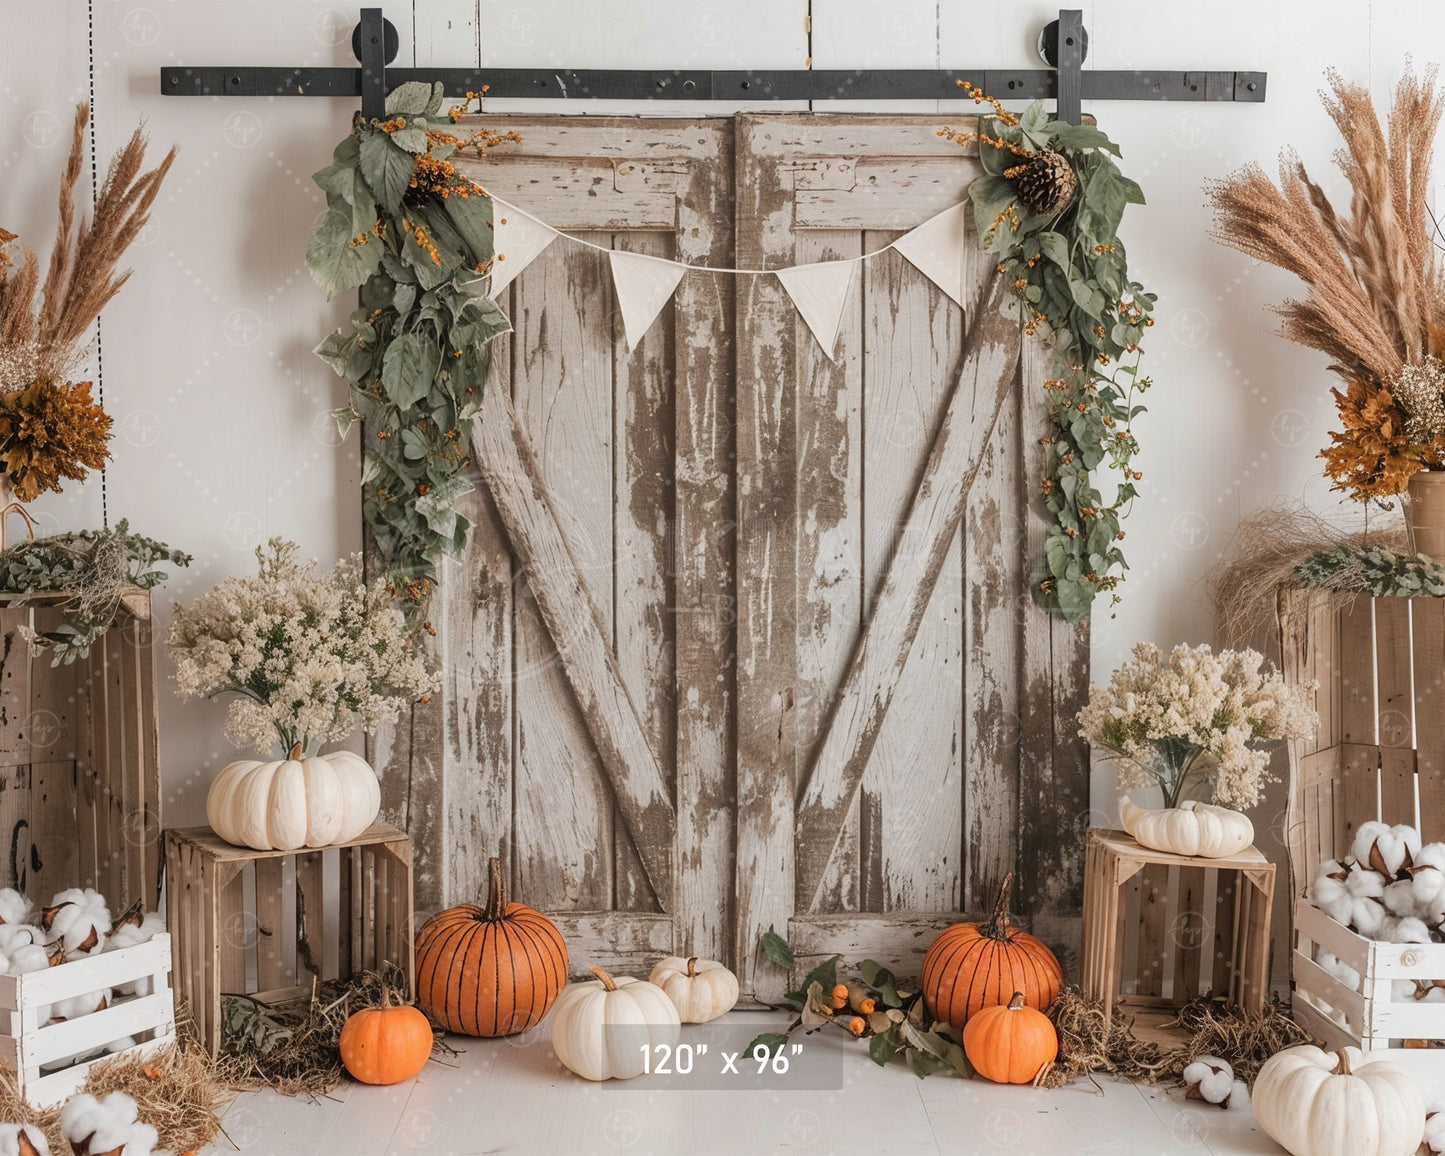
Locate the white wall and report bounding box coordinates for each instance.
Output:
[0,0,1425,850]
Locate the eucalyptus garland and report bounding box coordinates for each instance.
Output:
[944,87,1156,622]
[306,83,514,627]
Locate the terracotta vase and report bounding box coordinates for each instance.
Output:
[1407,469,1445,559]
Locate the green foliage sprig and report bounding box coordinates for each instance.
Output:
[306,83,515,627]
[747,931,973,1079]
[1294,544,1445,597]
[0,518,190,665]
[944,89,1156,622]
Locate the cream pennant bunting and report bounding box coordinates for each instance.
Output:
[890,202,971,310]
[775,259,858,362]
[487,199,558,298]
[609,250,687,351]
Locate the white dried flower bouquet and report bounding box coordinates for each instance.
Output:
[1077,641,1317,810]
[166,538,436,754]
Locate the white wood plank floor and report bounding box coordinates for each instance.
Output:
[209,1012,1284,1156]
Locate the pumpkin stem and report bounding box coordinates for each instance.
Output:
[589,964,619,991]
[485,856,507,921]
[1007,991,1027,1011]
[287,742,303,761]
[983,872,1016,941]
[1332,1049,1353,1076]
[687,957,698,977]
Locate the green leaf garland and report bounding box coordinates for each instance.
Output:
[945,88,1157,622]
[306,86,518,626]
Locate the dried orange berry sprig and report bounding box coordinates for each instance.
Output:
[308,79,516,634]
[941,88,1155,623]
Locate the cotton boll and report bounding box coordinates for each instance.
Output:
[1425,1108,1445,1154]
[1308,860,1355,924]
[1352,896,1388,937]
[1182,1055,1234,1107]
[0,889,33,927]
[105,912,165,996]
[41,889,110,957]
[1352,821,1422,876]
[1314,948,1362,992]
[0,1122,50,1156]
[60,1091,152,1156]
[48,988,109,1022]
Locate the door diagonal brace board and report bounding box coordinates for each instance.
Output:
[472,383,675,911]
[793,272,1020,913]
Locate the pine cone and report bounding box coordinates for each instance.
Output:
[1009,150,1079,216]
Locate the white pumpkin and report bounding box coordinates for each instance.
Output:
[1252,1045,1424,1156]
[649,956,739,1023]
[1119,796,1253,858]
[207,746,381,851]
[550,965,680,1081]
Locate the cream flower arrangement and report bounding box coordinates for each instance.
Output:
[166,538,435,754]
[1078,642,1317,810]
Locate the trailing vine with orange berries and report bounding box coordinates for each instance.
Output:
[943,86,1156,622]
[306,82,517,630]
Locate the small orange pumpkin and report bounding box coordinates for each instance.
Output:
[962,991,1058,1084]
[339,989,433,1085]
[920,872,1063,1028]
[415,855,568,1036]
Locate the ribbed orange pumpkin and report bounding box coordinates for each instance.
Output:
[920,872,1063,1029]
[415,856,568,1037]
[339,989,433,1085]
[962,991,1058,1084]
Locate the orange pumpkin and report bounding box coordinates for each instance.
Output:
[415,855,568,1036]
[339,990,433,1085]
[920,871,1063,1028]
[962,991,1058,1084]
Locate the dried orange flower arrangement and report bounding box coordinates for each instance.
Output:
[1209,68,1445,504]
[0,104,172,502]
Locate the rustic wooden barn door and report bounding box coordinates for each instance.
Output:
[373,114,1088,993]
[732,115,1087,1001]
[372,117,735,973]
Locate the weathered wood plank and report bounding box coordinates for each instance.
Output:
[672,126,735,962]
[612,229,676,914]
[473,342,675,911]
[506,235,618,911]
[788,911,997,986]
[795,228,863,914]
[734,114,801,1001]
[548,912,673,978]
[793,270,1016,913]
[1414,598,1445,842]
[861,238,966,912]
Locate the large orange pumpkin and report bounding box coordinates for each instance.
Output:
[415,855,568,1036]
[920,871,1063,1029]
[339,989,433,1085]
[962,991,1058,1084]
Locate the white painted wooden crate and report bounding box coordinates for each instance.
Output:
[1293,902,1445,1084]
[0,933,174,1107]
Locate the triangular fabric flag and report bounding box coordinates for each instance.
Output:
[890,201,970,310]
[609,250,687,351]
[487,199,559,298]
[775,259,858,362]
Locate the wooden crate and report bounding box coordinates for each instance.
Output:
[1082,829,1275,1036]
[1280,588,1445,1083]
[0,934,174,1107]
[0,590,162,908]
[164,824,414,1056]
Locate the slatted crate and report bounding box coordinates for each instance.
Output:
[0,934,174,1107]
[1280,588,1445,1089]
[1082,829,1274,1042]
[0,590,162,907]
[163,824,414,1056]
